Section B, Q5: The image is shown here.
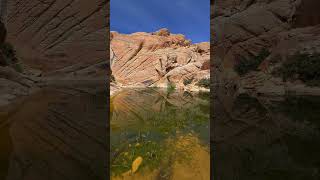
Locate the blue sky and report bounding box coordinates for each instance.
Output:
[110,0,210,43]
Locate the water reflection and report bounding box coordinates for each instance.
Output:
[0,86,107,180]
[110,88,210,180]
[214,94,320,180]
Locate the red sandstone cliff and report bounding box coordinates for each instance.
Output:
[111,28,210,90]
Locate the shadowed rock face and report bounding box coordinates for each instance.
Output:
[293,0,320,27]
[0,20,38,107]
[0,20,7,66]
[111,29,210,88]
[0,21,6,44]
[5,0,108,77]
[212,0,320,95]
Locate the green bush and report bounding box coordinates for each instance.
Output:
[276,53,320,86]
[183,77,194,86]
[196,78,210,88]
[110,74,115,82]
[167,81,176,93]
[235,49,270,76]
[11,63,23,73]
[0,42,22,72]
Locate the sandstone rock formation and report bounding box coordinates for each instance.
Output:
[212,0,320,96]
[0,1,109,179]
[212,1,320,178]
[5,0,108,78]
[0,0,109,105]
[0,20,39,107]
[111,28,210,90]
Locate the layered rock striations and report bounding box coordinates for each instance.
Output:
[212,0,320,96]
[111,28,210,90]
[5,0,108,78]
[212,2,320,178]
[0,21,38,107]
[0,0,109,105]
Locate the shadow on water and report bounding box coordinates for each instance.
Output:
[110,88,210,180]
[0,85,107,180]
[0,126,12,179]
[214,94,320,180]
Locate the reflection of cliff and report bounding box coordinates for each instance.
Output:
[110,88,210,180]
[111,88,208,130]
[4,87,107,180]
[0,126,12,179]
[214,95,320,179]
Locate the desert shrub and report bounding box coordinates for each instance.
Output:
[110,74,115,82]
[276,53,320,86]
[167,81,176,93]
[11,63,23,73]
[196,78,210,88]
[0,42,22,72]
[235,49,270,76]
[183,77,194,86]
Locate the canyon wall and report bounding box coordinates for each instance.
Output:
[111,28,210,90]
[212,0,320,96]
[5,0,108,77]
[212,1,320,179]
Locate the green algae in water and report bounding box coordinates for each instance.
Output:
[110,88,210,177]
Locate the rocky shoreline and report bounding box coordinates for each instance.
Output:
[110,80,210,97]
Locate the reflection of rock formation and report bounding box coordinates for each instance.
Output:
[111,89,200,130]
[111,29,210,88]
[0,126,12,179]
[213,95,320,179]
[4,87,107,180]
[110,89,209,180]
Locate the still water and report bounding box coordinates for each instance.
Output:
[0,86,107,180]
[214,94,320,180]
[110,88,210,180]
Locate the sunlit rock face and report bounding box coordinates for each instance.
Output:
[110,29,210,89]
[5,0,108,77]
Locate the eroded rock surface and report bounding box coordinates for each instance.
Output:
[111,29,210,90]
[6,0,108,78]
[212,0,320,96]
